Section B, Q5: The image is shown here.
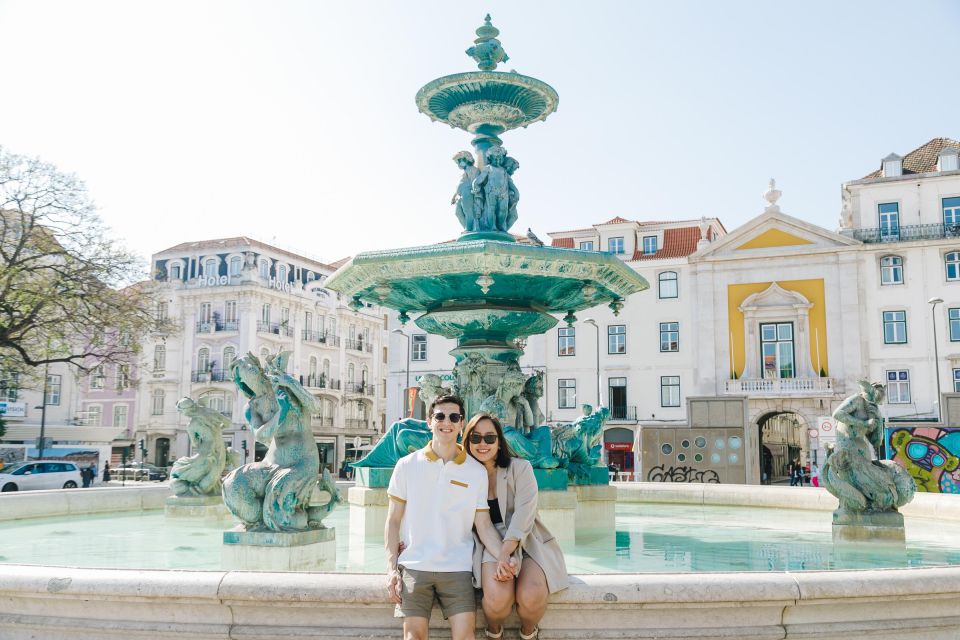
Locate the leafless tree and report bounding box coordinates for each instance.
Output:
[0,146,167,374]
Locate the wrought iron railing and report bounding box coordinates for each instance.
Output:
[191,369,229,383]
[844,222,960,244]
[345,339,374,353]
[311,416,334,427]
[345,418,369,429]
[302,375,341,390]
[345,382,375,396]
[609,405,637,421]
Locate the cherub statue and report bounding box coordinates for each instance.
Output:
[451,151,480,232]
[418,373,452,411]
[557,404,610,480]
[821,380,915,514]
[503,155,520,232]
[453,352,488,407]
[472,146,511,231]
[521,371,545,428]
[169,397,229,497]
[481,367,557,468]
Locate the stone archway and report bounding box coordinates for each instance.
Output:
[754,411,807,484]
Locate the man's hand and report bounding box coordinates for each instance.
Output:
[386,569,402,604]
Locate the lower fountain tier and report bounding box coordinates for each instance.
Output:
[415,305,557,342]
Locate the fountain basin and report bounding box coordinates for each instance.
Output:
[2,484,960,638]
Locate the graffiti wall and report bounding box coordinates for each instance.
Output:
[641,427,747,484]
[885,427,960,494]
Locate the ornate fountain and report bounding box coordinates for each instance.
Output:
[326,16,646,489]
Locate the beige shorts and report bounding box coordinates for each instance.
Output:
[396,567,476,619]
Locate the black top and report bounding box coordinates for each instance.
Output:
[488,498,503,525]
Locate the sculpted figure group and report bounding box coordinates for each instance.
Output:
[452,147,520,234]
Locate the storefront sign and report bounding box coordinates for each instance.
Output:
[604,442,633,451]
[0,402,26,418]
[195,275,232,287]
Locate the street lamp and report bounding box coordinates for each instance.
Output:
[391,328,411,419]
[35,362,50,459]
[583,318,602,407]
[930,297,945,422]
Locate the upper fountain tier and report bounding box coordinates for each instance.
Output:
[415,15,559,138]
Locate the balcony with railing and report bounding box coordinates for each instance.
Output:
[844,222,960,244]
[257,321,294,337]
[191,369,230,383]
[302,375,341,391]
[302,330,340,346]
[345,338,374,354]
[724,377,835,396]
[311,415,334,427]
[345,418,369,429]
[196,321,240,333]
[345,382,375,396]
[608,405,637,422]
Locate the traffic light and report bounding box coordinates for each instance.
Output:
[138,438,147,457]
[241,440,248,458]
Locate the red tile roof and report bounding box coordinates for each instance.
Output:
[600,216,632,225]
[862,137,960,179]
[551,237,575,248]
[631,226,702,261]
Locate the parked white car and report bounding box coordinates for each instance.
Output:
[0,460,82,491]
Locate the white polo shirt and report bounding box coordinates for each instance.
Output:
[388,441,489,572]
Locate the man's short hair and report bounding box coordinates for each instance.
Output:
[427,394,465,420]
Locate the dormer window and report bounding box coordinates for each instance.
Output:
[882,153,902,178]
[204,258,217,277]
[608,237,624,254]
[938,147,960,172]
[642,236,658,255]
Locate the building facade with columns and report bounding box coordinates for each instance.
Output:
[140,237,388,473]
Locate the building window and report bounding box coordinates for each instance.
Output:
[261,304,271,324]
[347,363,355,384]
[760,322,795,379]
[642,236,657,255]
[954,368,960,393]
[878,203,900,241]
[661,376,680,407]
[882,310,907,344]
[558,379,576,408]
[558,327,575,356]
[281,307,290,326]
[85,405,102,427]
[199,302,212,324]
[609,377,627,418]
[886,370,910,403]
[660,322,679,352]
[113,405,128,428]
[277,265,287,282]
[225,300,237,323]
[947,252,960,281]
[950,308,960,341]
[116,365,130,390]
[153,346,165,372]
[879,255,903,285]
[882,156,902,178]
[607,325,626,354]
[223,346,236,370]
[579,241,594,251]
[412,335,427,361]
[155,301,168,323]
[608,237,624,254]
[205,258,217,277]
[197,347,211,372]
[1,372,18,402]
[170,264,181,280]
[230,256,242,276]
[259,260,269,279]
[45,374,61,405]
[944,197,960,229]
[91,365,105,389]
[940,150,960,172]
[658,271,678,299]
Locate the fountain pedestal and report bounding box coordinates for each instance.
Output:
[536,490,577,547]
[221,527,336,571]
[348,486,390,538]
[832,510,906,543]
[164,495,232,523]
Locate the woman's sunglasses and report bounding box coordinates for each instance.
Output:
[468,433,499,445]
[431,412,462,424]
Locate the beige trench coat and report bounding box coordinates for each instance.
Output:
[472,458,569,594]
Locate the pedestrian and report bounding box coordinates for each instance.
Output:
[81,466,91,488]
[90,463,98,485]
[792,461,804,487]
[811,462,820,488]
[103,462,111,483]
[787,460,796,486]
[385,394,505,640]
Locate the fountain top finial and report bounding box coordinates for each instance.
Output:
[466,14,510,71]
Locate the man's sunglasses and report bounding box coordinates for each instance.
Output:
[468,433,499,445]
[431,412,462,424]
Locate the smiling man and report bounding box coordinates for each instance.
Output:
[385,394,504,640]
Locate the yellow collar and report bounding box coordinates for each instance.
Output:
[424,441,467,464]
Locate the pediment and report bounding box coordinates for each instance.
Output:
[692,209,859,260]
[739,282,811,312]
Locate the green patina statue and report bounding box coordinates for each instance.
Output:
[465,14,509,71]
[222,351,340,531]
[556,405,610,481]
[472,146,512,232]
[822,380,915,514]
[452,151,480,231]
[170,397,229,497]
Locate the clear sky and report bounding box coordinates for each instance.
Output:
[1,1,958,268]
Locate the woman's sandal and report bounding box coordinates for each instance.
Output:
[519,627,539,640]
[484,627,504,639]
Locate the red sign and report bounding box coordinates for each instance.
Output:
[605,442,633,451]
[406,387,418,418]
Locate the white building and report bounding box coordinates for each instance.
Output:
[141,237,389,474]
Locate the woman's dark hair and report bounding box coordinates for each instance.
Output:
[462,412,513,468]
[427,394,465,419]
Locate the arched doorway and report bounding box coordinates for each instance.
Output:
[757,412,804,484]
[603,427,635,475]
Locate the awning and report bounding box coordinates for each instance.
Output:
[1,425,126,444]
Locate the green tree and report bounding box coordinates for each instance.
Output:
[0,146,165,372]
